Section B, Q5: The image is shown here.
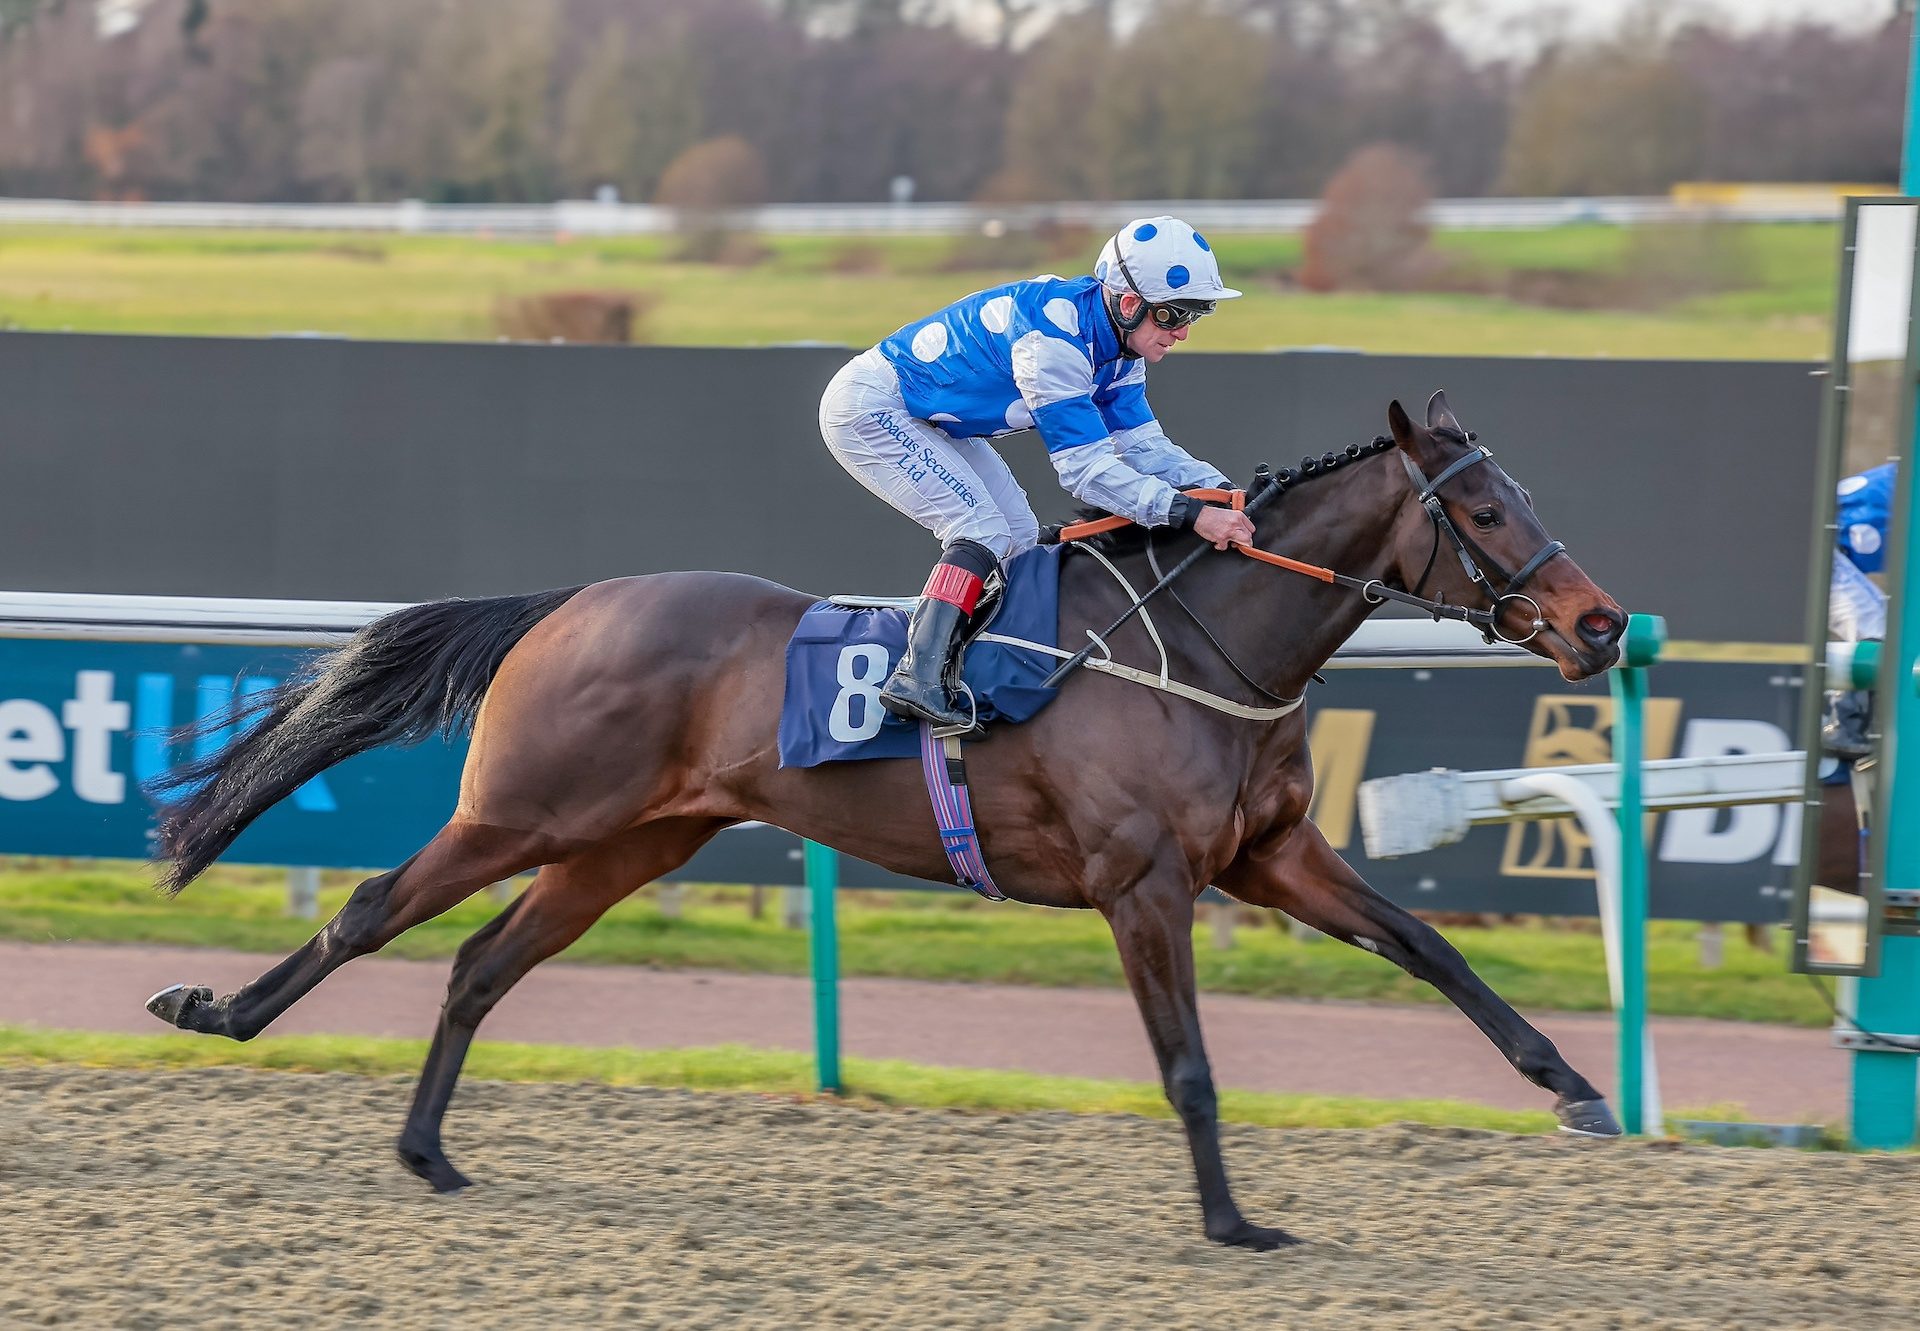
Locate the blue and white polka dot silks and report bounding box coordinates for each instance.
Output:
[876,273,1227,527]
[1837,462,1896,574]
[881,274,1141,451]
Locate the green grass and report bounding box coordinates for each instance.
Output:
[0,222,1838,358]
[0,860,1828,1027]
[0,1024,1559,1133]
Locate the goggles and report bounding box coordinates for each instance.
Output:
[1146,299,1214,330]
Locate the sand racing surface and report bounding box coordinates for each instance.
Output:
[4,1065,1917,1330]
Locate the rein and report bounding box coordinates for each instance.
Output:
[1045,430,1569,696]
[1040,470,1285,689]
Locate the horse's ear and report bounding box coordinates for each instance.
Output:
[1387,399,1417,448]
[1426,389,1462,435]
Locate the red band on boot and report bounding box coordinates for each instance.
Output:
[924,564,986,613]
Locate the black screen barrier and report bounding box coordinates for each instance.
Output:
[0,333,1819,646]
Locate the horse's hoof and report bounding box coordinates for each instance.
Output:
[146,983,214,1029]
[398,1140,472,1195]
[1555,1096,1622,1138]
[1208,1220,1303,1252]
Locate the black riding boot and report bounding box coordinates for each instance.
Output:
[879,595,975,730]
[1823,689,1875,761]
[880,540,998,733]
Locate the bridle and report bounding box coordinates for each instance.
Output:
[1044,427,1572,694]
[1398,425,1565,646]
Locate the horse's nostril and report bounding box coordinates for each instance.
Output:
[1580,611,1622,643]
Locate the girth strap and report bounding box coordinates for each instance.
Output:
[918,723,1006,901]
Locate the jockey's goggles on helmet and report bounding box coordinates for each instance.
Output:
[1115,250,1214,330]
[1146,299,1215,329]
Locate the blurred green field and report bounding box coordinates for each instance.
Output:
[0,860,1826,1028]
[0,221,1838,358]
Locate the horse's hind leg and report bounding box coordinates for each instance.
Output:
[1104,868,1298,1251]
[1217,820,1620,1137]
[396,817,729,1193]
[146,819,559,1042]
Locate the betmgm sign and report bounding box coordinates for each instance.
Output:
[0,639,463,869]
[1306,659,1804,923]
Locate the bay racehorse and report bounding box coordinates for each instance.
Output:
[146,391,1627,1250]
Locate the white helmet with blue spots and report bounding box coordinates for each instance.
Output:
[1095,215,1242,307]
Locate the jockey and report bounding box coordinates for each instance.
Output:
[1826,462,1893,760]
[817,215,1256,732]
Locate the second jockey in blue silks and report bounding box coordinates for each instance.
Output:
[817,215,1256,732]
[1827,461,1895,760]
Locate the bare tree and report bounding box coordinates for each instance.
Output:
[1300,142,1439,291]
[1498,21,1705,195]
[1676,13,1908,185]
[0,0,1904,206]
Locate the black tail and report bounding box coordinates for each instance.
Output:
[149,585,587,895]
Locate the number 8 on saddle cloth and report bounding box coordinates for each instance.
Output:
[777,544,1066,768]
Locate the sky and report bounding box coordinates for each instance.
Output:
[1058,0,1902,60]
[1430,0,1894,57]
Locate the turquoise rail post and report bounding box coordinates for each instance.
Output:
[1906,11,1920,195]
[804,839,842,1094]
[1847,24,1920,1150]
[1848,588,1920,1146]
[1610,613,1665,1135]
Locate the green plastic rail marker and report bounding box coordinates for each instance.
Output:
[1622,612,1665,670]
[804,840,842,1094]
[1610,613,1664,1134]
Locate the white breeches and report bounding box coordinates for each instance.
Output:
[818,348,1041,562]
[1831,551,1887,643]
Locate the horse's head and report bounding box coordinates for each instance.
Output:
[1386,391,1625,681]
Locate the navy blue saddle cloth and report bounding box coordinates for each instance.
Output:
[778,544,1066,768]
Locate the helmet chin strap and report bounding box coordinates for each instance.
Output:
[1104,289,1145,358]
[1106,244,1158,355]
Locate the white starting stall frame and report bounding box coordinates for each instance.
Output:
[1359,750,1808,1138]
[1356,638,1881,1138]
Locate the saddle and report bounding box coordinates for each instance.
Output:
[830,569,1008,712]
[778,547,1064,771]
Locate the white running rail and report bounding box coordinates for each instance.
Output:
[0,195,1851,237]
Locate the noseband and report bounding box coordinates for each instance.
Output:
[1401,428,1566,645]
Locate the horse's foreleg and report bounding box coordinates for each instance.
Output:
[1105,876,1300,1251]
[1217,821,1619,1137]
[146,819,556,1042]
[396,818,729,1193]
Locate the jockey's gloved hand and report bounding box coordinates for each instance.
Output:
[1171,494,1253,551]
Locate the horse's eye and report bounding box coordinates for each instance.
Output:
[1471,508,1500,530]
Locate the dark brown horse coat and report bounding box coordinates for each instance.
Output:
[148,393,1627,1249]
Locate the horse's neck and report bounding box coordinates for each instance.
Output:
[1161,466,1408,699]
